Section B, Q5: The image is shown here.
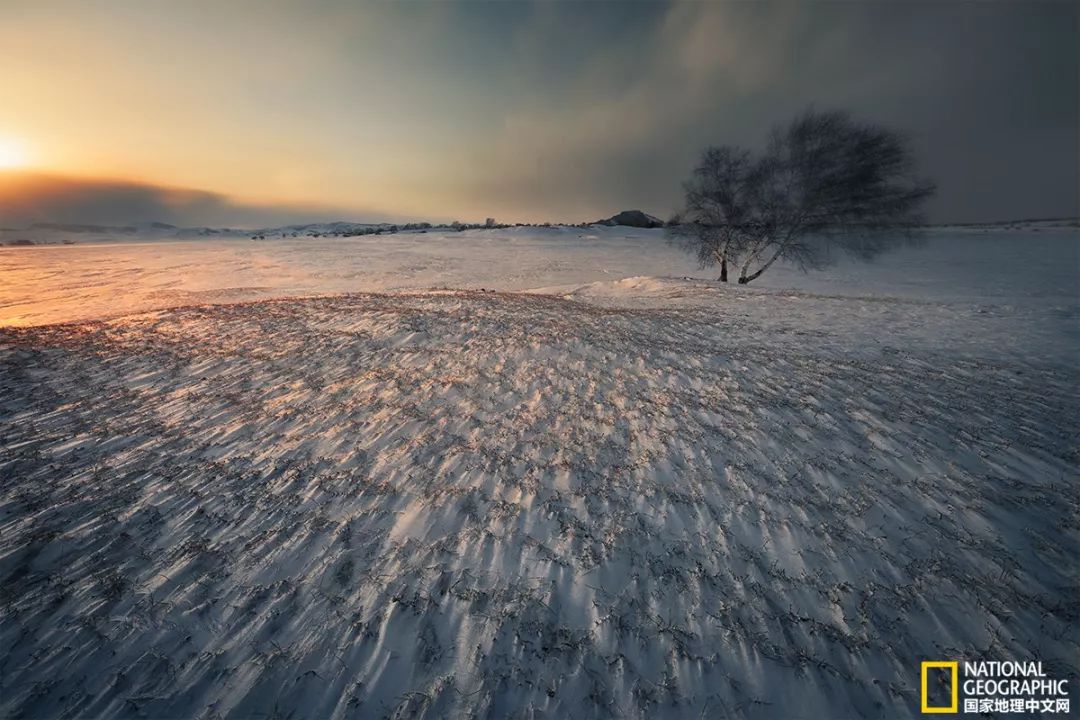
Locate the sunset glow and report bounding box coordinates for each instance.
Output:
[0,137,29,169]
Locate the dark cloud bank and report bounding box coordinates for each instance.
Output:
[0,172,379,229]
[456,1,1078,224]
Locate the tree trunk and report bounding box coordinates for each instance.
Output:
[737,236,770,284]
[737,257,755,284]
[712,249,729,282]
[739,245,786,284]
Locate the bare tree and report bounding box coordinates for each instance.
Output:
[667,147,769,282]
[671,109,936,284]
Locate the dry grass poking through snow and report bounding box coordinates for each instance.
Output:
[1,290,1077,719]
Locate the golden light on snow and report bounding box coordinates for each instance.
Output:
[0,136,30,169]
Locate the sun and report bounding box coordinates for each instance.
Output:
[0,136,30,169]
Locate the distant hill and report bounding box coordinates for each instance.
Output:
[30,222,138,234]
[594,210,665,229]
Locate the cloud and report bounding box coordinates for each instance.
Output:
[447,3,809,219]
[446,1,1078,222]
[2,1,1076,224]
[0,171,391,228]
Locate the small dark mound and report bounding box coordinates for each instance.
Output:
[594,210,665,228]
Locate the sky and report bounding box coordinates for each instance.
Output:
[0,0,1076,227]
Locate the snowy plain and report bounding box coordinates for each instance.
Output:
[0,225,1077,718]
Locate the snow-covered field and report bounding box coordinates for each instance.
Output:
[1,227,1077,718]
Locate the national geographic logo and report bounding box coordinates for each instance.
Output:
[921,661,1071,715]
[922,662,959,713]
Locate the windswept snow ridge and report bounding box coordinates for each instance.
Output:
[1,286,1077,718]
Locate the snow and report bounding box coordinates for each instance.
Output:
[1,226,1077,718]
[0,226,690,327]
[1,225,1077,330]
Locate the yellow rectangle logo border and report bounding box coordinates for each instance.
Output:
[921,661,959,713]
